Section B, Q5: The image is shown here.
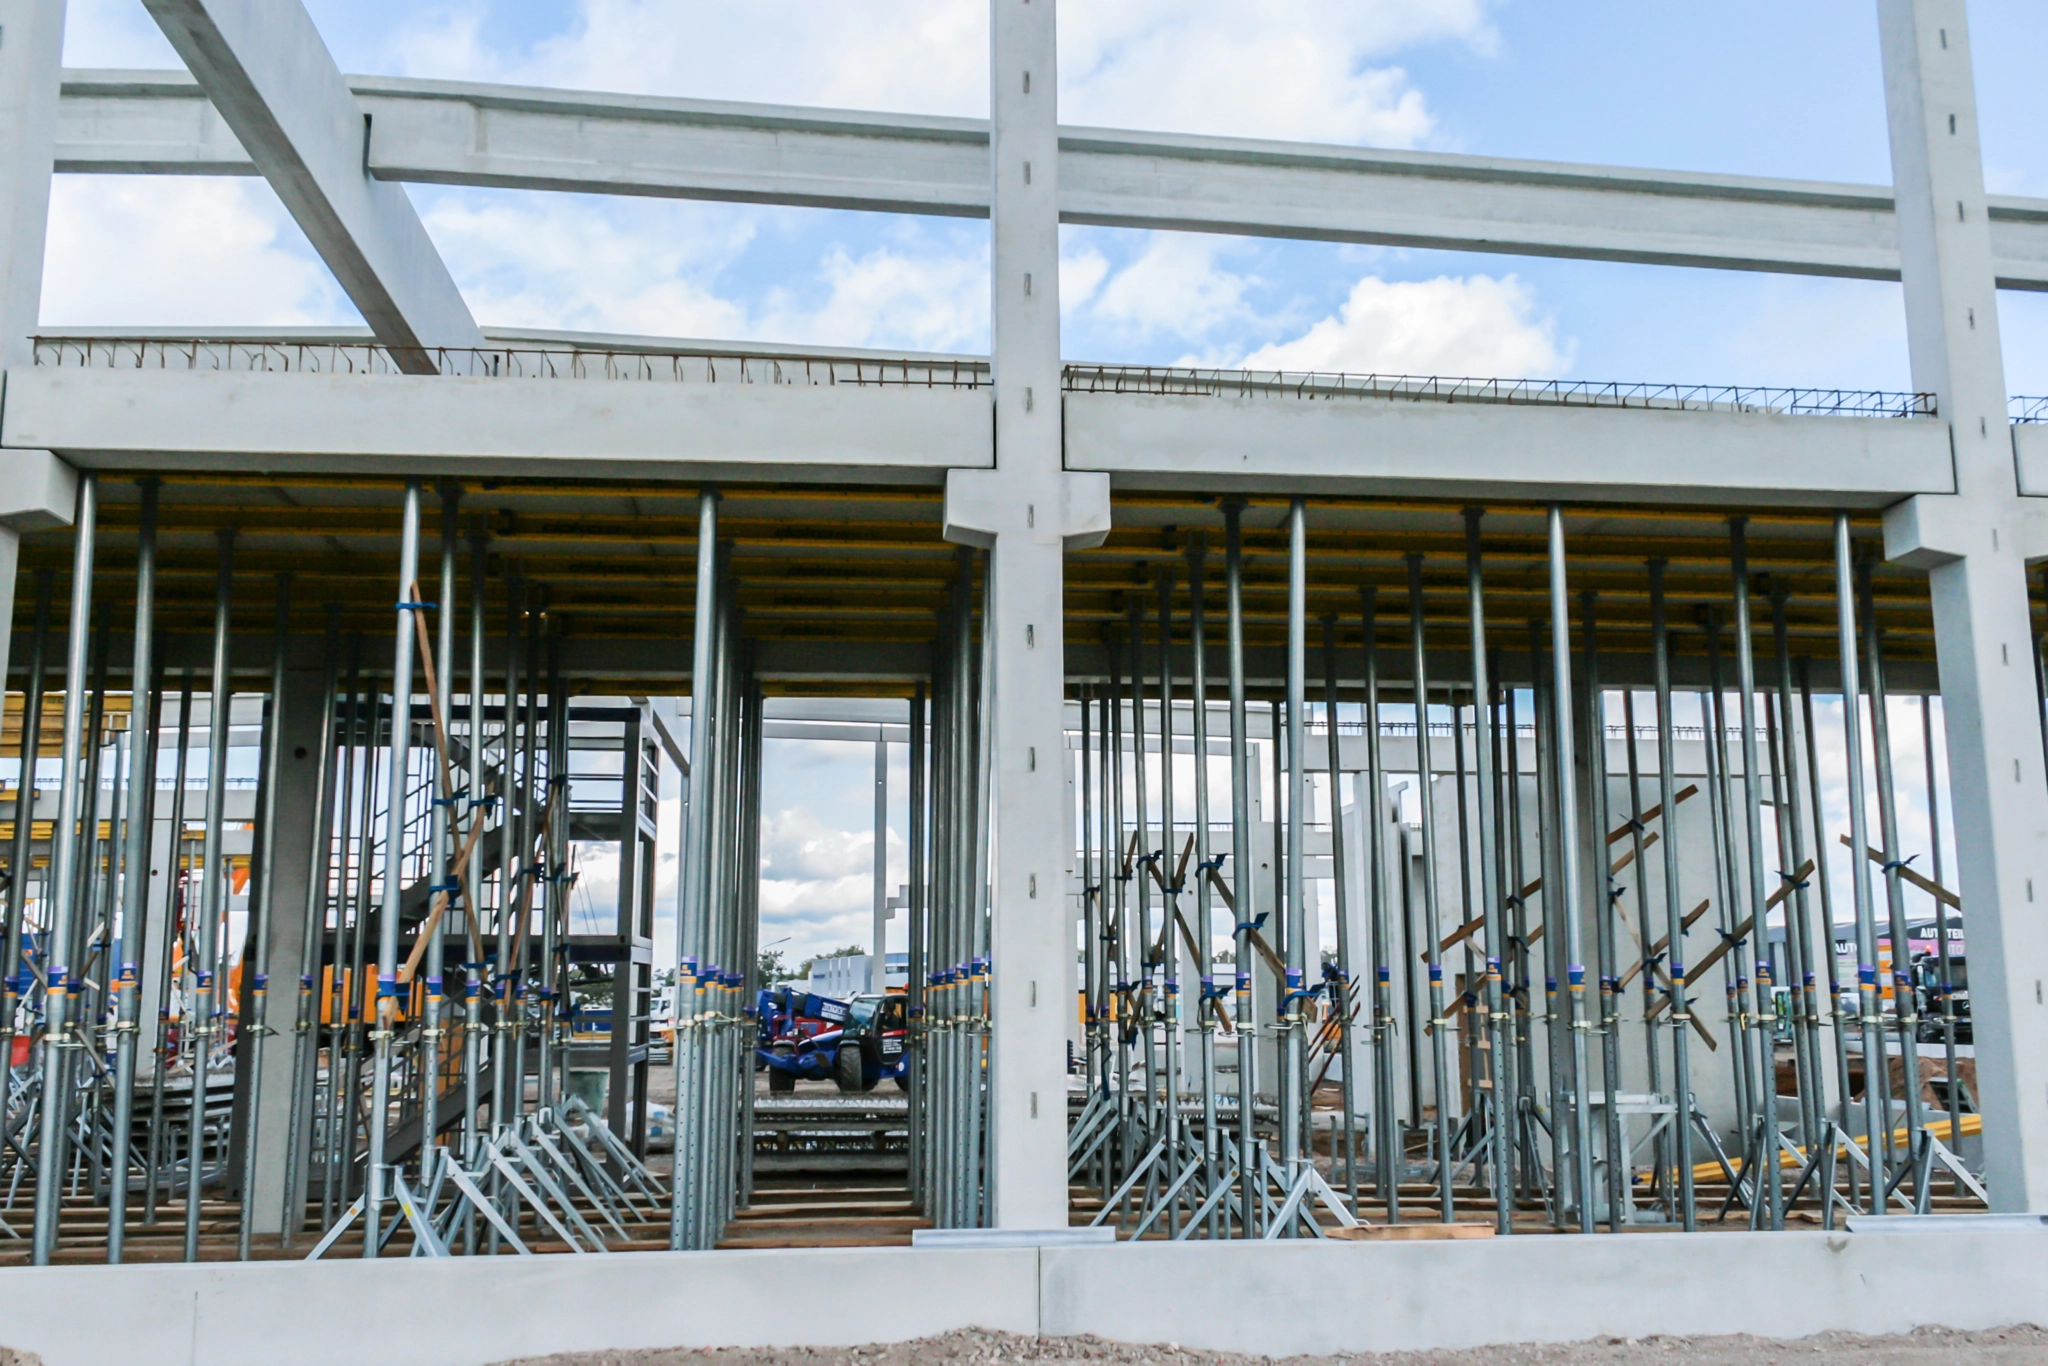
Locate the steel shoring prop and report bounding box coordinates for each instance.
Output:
[949,585,969,1227]
[1154,565,1183,1236]
[1095,677,1118,1201]
[1726,518,1784,1230]
[907,682,928,1210]
[673,493,722,1249]
[1069,689,1121,1191]
[1858,563,1930,1208]
[327,643,369,1227]
[1360,587,1398,1222]
[30,476,97,1265]
[227,571,291,1261]
[177,526,236,1263]
[1271,696,1289,1164]
[925,603,947,1225]
[142,672,195,1227]
[935,560,965,1228]
[1619,690,1663,1215]
[507,588,546,1159]
[104,485,159,1263]
[1252,498,1352,1240]
[412,487,462,1181]
[1543,507,1597,1234]
[1646,562,1698,1230]
[1766,586,1825,1165]
[1578,590,1626,1231]
[1124,591,1157,1219]
[75,615,114,1217]
[1318,614,1360,1216]
[361,482,424,1257]
[281,611,342,1246]
[1104,621,1134,1193]
[1527,616,1568,1225]
[923,604,949,1222]
[535,632,563,1133]
[491,573,524,1185]
[0,584,50,1209]
[2,570,53,1113]
[1921,695,1963,1199]
[1408,553,1455,1224]
[459,523,490,1245]
[1796,656,1857,1220]
[1464,512,1512,1233]
[1277,500,1310,1229]
[1221,500,1259,1237]
[1502,667,1542,1212]
[1698,615,1760,1211]
[1829,513,1887,1217]
[1185,536,1224,1235]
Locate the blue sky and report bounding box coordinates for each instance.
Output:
[50,0,2048,396]
[47,0,2034,965]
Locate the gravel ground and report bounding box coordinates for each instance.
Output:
[495,1324,2048,1366]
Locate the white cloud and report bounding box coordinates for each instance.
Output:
[1060,0,1490,145]
[1088,234,1259,340]
[419,191,756,337]
[476,0,988,116]
[41,176,353,328]
[1060,246,1110,314]
[387,1,1491,148]
[760,805,885,883]
[761,245,987,352]
[1234,273,1570,378]
[417,190,989,350]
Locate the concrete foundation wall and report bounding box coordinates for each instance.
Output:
[5,1229,2045,1366]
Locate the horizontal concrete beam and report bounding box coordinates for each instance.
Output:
[54,70,2048,288]
[1065,390,1956,507]
[4,1227,2047,1366]
[0,367,992,483]
[120,17,483,367]
[1,364,1952,507]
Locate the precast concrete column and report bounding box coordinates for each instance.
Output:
[1875,0,2048,1210]
[242,663,329,1235]
[942,0,1109,1229]
[0,0,71,681]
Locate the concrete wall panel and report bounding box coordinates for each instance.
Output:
[7,1230,2046,1365]
[1038,1229,2048,1356]
[1,1246,1039,1366]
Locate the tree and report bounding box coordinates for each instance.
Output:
[757,947,793,984]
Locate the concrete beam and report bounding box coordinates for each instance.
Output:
[1065,390,1956,507]
[0,367,992,482]
[54,69,2048,289]
[119,12,483,370]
